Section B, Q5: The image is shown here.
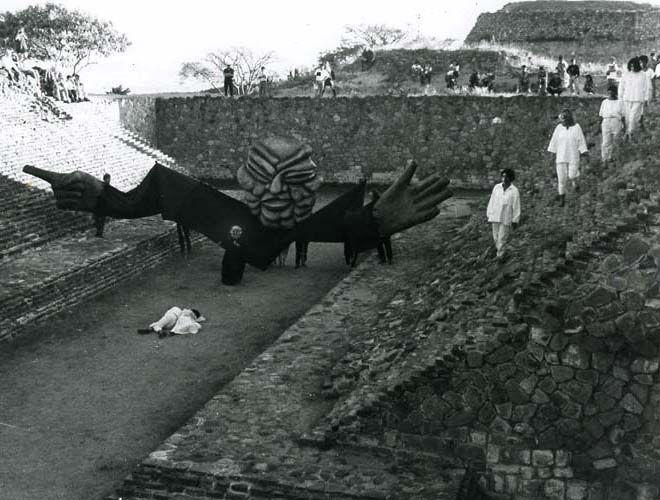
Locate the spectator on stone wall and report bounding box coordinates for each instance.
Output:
[481,71,495,93]
[411,61,422,82]
[445,63,459,90]
[223,64,235,97]
[258,66,268,97]
[423,63,433,86]
[547,109,589,206]
[566,57,580,95]
[537,66,547,95]
[583,74,595,94]
[547,72,564,96]
[619,57,648,139]
[518,65,530,93]
[14,27,28,62]
[599,85,625,163]
[361,48,375,71]
[73,74,88,101]
[469,70,480,91]
[556,55,567,89]
[486,168,520,261]
[93,173,111,237]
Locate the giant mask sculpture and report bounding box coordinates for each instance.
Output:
[237,137,321,229]
[24,136,452,273]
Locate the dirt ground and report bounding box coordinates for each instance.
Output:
[0,240,349,500]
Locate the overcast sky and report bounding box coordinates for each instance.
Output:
[2,0,660,93]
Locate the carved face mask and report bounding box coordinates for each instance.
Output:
[237,137,321,229]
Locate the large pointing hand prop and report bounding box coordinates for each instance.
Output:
[23,165,104,212]
[373,160,452,236]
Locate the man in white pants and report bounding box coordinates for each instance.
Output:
[599,86,625,162]
[619,57,648,139]
[487,168,521,260]
[547,109,589,206]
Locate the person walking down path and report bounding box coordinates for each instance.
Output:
[486,168,521,261]
[599,86,625,163]
[618,57,648,139]
[547,109,589,207]
[223,64,235,97]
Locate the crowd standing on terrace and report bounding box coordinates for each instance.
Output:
[0,42,88,103]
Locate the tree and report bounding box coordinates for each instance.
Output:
[340,24,408,49]
[180,47,275,96]
[0,3,130,74]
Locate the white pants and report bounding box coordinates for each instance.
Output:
[556,163,579,195]
[491,223,511,257]
[624,101,644,137]
[601,119,622,161]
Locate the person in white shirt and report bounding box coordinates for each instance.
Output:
[599,86,625,162]
[486,168,521,260]
[547,109,589,206]
[140,306,205,337]
[314,65,328,97]
[618,57,648,139]
[640,55,654,104]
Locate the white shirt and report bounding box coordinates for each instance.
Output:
[150,306,205,335]
[645,68,655,101]
[619,70,648,102]
[599,99,624,120]
[547,124,588,165]
[487,183,521,225]
[315,68,328,83]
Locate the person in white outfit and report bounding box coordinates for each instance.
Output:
[618,57,648,139]
[547,109,589,206]
[599,86,625,162]
[139,306,205,337]
[486,168,521,260]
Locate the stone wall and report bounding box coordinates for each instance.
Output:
[118,96,157,147]
[466,1,660,44]
[121,95,601,189]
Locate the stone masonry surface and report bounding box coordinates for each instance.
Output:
[466,1,660,44]
[119,95,602,190]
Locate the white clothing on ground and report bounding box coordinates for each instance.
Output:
[150,306,205,335]
[547,123,588,165]
[599,99,624,161]
[486,183,521,226]
[491,223,511,258]
[555,163,579,195]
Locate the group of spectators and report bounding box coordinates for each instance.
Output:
[1,47,88,103]
[410,61,435,87]
[487,51,658,260]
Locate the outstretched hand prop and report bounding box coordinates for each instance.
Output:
[373,160,452,236]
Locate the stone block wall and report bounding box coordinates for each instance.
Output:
[466,2,660,44]
[120,95,601,190]
[118,96,158,147]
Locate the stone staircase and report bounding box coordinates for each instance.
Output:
[0,89,195,341]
